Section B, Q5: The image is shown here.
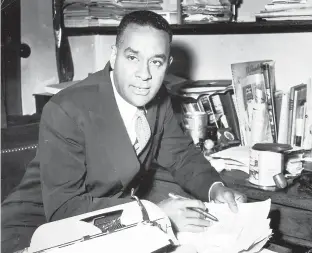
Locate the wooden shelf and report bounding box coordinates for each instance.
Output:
[64,20,312,36]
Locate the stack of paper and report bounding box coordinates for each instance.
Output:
[256,0,312,20]
[63,0,164,27]
[177,199,272,253]
[182,0,232,23]
[205,145,250,174]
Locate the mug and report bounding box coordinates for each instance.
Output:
[249,149,284,187]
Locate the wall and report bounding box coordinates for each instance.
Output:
[21,0,96,115]
[21,0,312,115]
[93,33,312,90]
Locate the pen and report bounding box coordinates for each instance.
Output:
[168,193,219,222]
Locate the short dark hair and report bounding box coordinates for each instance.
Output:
[116,10,173,47]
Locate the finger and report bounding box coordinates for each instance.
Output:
[187,217,213,227]
[223,190,238,213]
[176,199,206,210]
[183,209,204,219]
[235,192,247,203]
[182,218,213,232]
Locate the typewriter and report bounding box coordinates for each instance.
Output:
[19,191,178,253]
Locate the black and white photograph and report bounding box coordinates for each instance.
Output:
[1,0,312,253]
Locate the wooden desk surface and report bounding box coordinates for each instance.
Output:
[220,170,312,250]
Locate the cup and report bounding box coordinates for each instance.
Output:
[183,112,208,144]
[249,148,284,187]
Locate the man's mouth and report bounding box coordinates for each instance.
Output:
[132,86,150,95]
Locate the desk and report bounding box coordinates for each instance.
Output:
[220,170,312,251]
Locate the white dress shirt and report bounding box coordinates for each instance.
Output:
[110,71,138,145]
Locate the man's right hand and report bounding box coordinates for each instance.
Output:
[157,198,212,233]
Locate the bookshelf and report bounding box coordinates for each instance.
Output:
[64,21,312,36]
[52,0,312,82]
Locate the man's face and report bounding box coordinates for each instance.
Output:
[110,24,172,107]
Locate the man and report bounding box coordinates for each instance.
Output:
[1,10,246,253]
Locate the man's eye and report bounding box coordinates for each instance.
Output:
[151,60,162,66]
[127,55,137,61]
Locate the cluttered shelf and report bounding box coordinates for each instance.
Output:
[63,20,312,36]
[52,0,312,82]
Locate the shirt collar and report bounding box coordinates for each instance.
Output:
[110,71,138,122]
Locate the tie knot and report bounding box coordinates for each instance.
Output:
[136,107,146,117]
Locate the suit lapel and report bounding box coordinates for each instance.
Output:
[92,64,140,189]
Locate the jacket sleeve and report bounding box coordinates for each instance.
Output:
[155,97,223,201]
[39,101,131,222]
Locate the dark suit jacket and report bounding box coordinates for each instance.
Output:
[2,63,221,226]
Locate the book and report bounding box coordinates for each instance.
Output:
[287,87,296,144]
[289,83,307,147]
[261,63,278,143]
[303,78,312,149]
[277,92,290,144]
[231,60,276,146]
[216,89,241,141]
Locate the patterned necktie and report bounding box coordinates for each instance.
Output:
[133,107,151,155]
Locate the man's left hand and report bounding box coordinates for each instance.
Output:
[209,183,247,213]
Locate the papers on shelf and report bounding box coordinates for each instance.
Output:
[177,199,272,253]
[256,0,312,20]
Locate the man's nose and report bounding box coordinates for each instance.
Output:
[135,62,152,81]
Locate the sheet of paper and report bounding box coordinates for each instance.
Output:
[206,146,251,174]
[177,199,272,253]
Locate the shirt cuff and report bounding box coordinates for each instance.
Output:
[208,181,224,202]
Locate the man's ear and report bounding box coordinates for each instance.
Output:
[166,56,173,73]
[169,56,173,67]
[110,45,117,69]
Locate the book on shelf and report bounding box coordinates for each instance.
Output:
[304,78,312,149]
[288,80,312,149]
[262,63,278,143]
[231,60,278,146]
[275,91,290,144]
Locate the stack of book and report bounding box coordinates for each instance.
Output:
[63,0,165,27]
[255,0,312,21]
[181,0,232,23]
